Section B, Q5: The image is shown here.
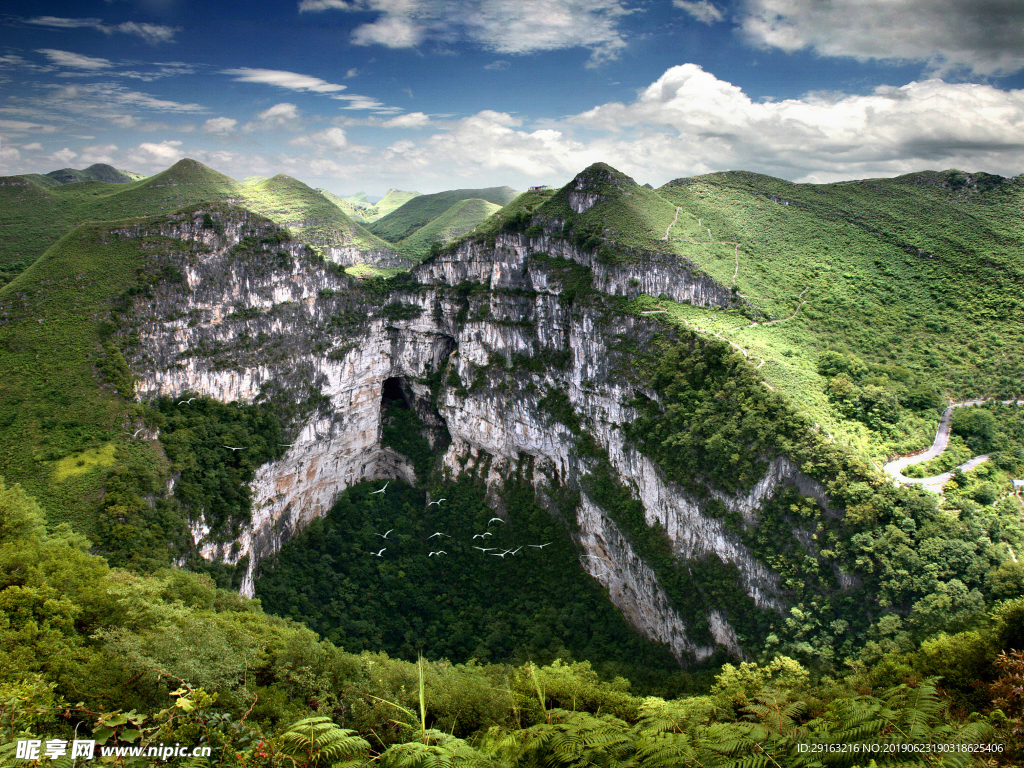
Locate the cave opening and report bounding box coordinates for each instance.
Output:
[381,377,409,410]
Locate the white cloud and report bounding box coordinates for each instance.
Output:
[484,59,510,70]
[345,68,359,78]
[302,0,635,66]
[36,49,113,70]
[351,16,424,47]
[381,112,431,127]
[674,0,723,24]
[740,0,1024,76]
[25,16,180,43]
[243,103,301,131]
[0,119,58,134]
[79,143,119,164]
[38,83,206,115]
[51,147,78,164]
[290,126,348,149]
[134,140,184,161]
[568,64,1024,181]
[223,68,348,93]
[203,116,238,133]
[21,142,43,151]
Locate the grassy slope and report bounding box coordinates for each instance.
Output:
[0,159,400,269]
[645,170,1024,460]
[396,198,502,257]
[368,186,520,242]
[45,163,144,184]
[0,220,168,537]
[238,174,396,254]
[471,163,1023,464]
[318,188,368,222]
[366,189,422,220]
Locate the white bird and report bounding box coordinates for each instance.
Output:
[528,543,552,549]
[427,532,450,539]
[488,517,505,524]
[489,551,508,558]
[473,546,496,552]
[370,481,389,495]
[472,532,492,539]
[428,550,447,557]
[427,499,447,506]
[279,443,295,447]
[506,547,522,556]
[127,428,144,438]
[224,446,244,451]
[371,547,386,556]
[177,397,196,405]
[375,529,393,540]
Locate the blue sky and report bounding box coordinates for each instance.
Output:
[3,0,1024,195]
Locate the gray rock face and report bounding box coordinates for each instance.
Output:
[123,208,822,664]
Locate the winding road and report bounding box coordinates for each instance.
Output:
[884,399,1023,491]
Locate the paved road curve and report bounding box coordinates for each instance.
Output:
[884,399,1022,491]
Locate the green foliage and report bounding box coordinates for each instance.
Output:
[278,716,369,767]
[255,477,683,691]
[368,187,519,243]
[951,407,999,453]
[380,400,435,479]
[153,395,285,542]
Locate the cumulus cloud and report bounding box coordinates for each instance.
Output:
[37,49,113,70]
[78,143,119,164]
[21,142,43,151]
[290,126,348,149]
[568,64,1024,181]
[25,16,180,44]
[50,147,78,164]
[203,116,238,133]
[133,140,184,161]
[381,112,431,127]
[351,15,423,47]
[739,0,1024,76]
[301,0,635,66]
[244,102,301,131]
[674,0,723,24]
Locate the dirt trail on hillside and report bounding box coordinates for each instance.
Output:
[884,399,1024,490]
[662,207,681,240]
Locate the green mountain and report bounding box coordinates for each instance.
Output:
[368,186,519,242]
[240,173,397,255]
[1,160,1023,750]
[29,163,145,185]
[318,188,369,222]
[0,159,401,275]
[395,197,502,256]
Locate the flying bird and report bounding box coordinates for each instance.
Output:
[428,551,447,557]
[473,546,496,552]
[472,532,492,539]
[427,532,450,539]
[127,428,144,438]
[370,481,389,495]
[375,529,393,540]
[427,499,447,506]
[224,446,245,451]
[489,551,508,558]
[528,543,553,549]
[279,443,295,447]
[177,397,196,405]
[370,547,386,557]
[506,547,522,556]
[487,517,505,524]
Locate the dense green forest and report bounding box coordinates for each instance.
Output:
[1,478,1021,766]
[3,159,1024,765]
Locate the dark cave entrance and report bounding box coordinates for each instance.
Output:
[381,377,410,410]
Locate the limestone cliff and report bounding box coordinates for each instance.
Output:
[121,198,827,665]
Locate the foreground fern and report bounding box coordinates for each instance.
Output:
[278,716,370,768]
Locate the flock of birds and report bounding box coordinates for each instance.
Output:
[366,482,552,559]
